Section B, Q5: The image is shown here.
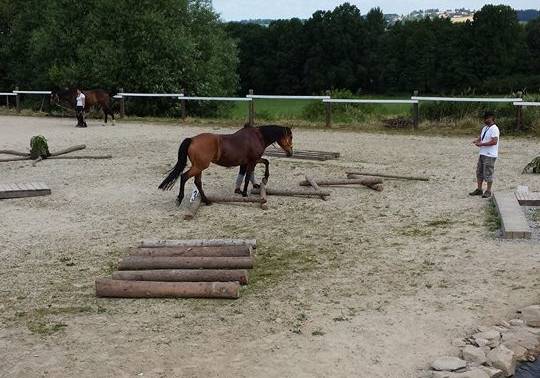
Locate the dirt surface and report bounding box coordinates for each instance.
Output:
[1,115,539,378]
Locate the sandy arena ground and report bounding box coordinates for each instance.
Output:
[0,116,539,378]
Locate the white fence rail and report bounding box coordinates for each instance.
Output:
[514,102,540,107]
[248,95,330,100]
[412,96,522,103]
[323,99,418,104]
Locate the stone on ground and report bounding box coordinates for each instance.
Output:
[486,345,516,377]
[520,305,540,327]
[473,330,501,348]
[431,356,467,371]
[480,366,504,378]
[462,345,487,365]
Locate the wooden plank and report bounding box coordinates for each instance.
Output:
[140,239,257,249]
[514,192,540,207]
[0,182,51,199]
[494,192,532,239]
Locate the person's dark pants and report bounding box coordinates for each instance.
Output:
[76,106,87,127]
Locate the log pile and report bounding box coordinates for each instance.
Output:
[96,239,256,299]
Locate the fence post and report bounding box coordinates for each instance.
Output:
[412,90,419,129]
[15,86,20,113]
[516,91,523,131]
[5,95,9,109]
[325,90,332,128]
[119,88,125,118]
[516,106,523,131]
[248,89,255,126]
[180,88,187,121]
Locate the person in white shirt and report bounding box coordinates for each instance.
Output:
[75,89,87,128]
[469,111,500,199]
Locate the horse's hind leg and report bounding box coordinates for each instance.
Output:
[194,173,211,205]
[177,167,200,206]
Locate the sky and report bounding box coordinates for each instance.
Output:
[212,0,538,21]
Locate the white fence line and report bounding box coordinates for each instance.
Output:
[247,95,330,100]
[323,99,418,104]
[412,96,522,103]
[514,102,540,107]
[181,96,252,102]
[13,90,52,95]
[118,93,183,98]
[0,92,17,96]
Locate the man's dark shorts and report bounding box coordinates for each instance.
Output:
[476,155,496,183]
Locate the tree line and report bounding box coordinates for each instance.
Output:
[226,3,540,96]
[0,1,539,102]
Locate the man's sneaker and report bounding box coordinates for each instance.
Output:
[469,189,483,196]
[482,191,492,199]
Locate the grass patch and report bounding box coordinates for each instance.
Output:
[23,306,94,336]
[485,200,502,232]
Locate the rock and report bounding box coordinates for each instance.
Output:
[480,346,492,355]
[462,345,487,365]
[486,345,516,377]
[452,338,468,347]
[509,319,524,327]
[496,320,510,328]
[502,328,539,349]
[473,330,501,348]
[520,305,540,327]
[432,370,489,378]
[502,341,528,361]
[432,356,468,371]
[491,326,508,334]
[475,338,489,347]
[480,366,504,378]
[454,370,490,378]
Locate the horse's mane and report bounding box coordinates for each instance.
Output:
[258,125,292,145]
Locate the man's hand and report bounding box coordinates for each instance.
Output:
[474,140,482,147]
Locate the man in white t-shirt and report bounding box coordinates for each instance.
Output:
[75,89,87,128]
[469,111,500,199]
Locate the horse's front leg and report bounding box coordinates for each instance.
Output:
[257,158,270,184]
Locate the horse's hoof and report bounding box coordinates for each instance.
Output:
[262,178,268,185]
[204,201,212,206]
[176,198,183,207]
[234,188,242,195]
[242,192,248,198]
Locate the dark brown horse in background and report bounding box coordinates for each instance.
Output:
[51,88,115,124]
[159,125,293,206]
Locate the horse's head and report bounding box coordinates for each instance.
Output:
[277,127,293,157]
[259,125,294,157]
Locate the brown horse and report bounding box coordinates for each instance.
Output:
[51,88,115,124]
[159,125,293,206]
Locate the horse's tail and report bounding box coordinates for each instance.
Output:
[158,138,192,191]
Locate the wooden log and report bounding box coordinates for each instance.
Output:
[49,145,86,157]
[140,239,257,248]
[129,245,252,258]
[184,192,202,220]
[0,157,31,163]
[251,188,331,197]
[304,175,328,201]
[95,278,240,299]
[346,172,429,182]
[260,182,268,210]
[118,256,254,270]
[112,269,249,285]
[206,195,265,204]
[367,183,384,192]
[45,155,112,160]
[0,150,30,157]
[299,178,383,187]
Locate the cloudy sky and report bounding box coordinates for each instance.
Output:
[212,0,537,20]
